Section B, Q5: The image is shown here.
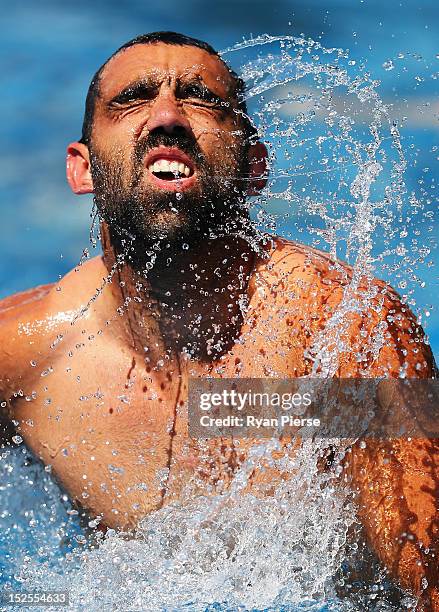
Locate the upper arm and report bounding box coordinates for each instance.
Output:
[0,283,54,416]
[333,280,436,378]
[280,250,439,602]
[341,284,439,606]
[0,283,54,319]
[347,435,439,608]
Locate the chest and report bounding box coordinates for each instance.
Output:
[11,298,310,527]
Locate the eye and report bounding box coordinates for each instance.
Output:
[111,84,156,105]
[181,83,221,105]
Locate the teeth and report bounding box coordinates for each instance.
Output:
[148,158,192,178]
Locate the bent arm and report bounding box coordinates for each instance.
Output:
[340,285,439,609]
[0,283,55,445]
[348,436,439,609]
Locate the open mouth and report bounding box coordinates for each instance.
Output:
[144,147,196,190]
[148,159,193,181]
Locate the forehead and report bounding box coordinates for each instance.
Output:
[99,43,234,98]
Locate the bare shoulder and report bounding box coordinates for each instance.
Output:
[260,236,354,295]
[0,256,107,332]
[0,283,55,415]
[263,237,436,377]
[0,257,108,390]
[264,236,403,304]
[0,282,55,357]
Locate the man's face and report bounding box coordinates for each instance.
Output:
[88,43,251,259]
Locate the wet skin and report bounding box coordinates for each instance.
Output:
[1,43,438,609]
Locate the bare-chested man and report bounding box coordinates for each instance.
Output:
[1,32,438,608]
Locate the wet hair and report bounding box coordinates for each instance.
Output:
[79,31,257,146]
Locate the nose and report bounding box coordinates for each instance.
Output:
[146,92,192,137]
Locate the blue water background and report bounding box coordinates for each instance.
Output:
[0,9,439,610]
[0,6,437,606]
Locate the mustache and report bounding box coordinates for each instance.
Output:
[133,131,206,169]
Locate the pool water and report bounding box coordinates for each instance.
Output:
[0,31,435,612]
[0,443,413,611]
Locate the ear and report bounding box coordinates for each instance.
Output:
[66,142,94,194]
[246,141,268,196]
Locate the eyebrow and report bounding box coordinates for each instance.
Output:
[178,76,226,102]
[107,71,231,106]
[178,70,231,98]
[108,77,161,105]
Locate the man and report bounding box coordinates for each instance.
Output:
[0,32,437,608]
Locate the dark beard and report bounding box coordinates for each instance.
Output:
[89,132,254,269]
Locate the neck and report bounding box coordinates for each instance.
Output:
[100,222,260,364]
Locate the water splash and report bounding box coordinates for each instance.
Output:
[17,441,358,611]
[1,34,436,611]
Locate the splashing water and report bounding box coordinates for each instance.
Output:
[229,34,423,378]
[1,34,436,611]
[16,441,359,611]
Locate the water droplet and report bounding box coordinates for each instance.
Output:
[108,464,125,475]
[382,60,394,71]
[75,534,87,544]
